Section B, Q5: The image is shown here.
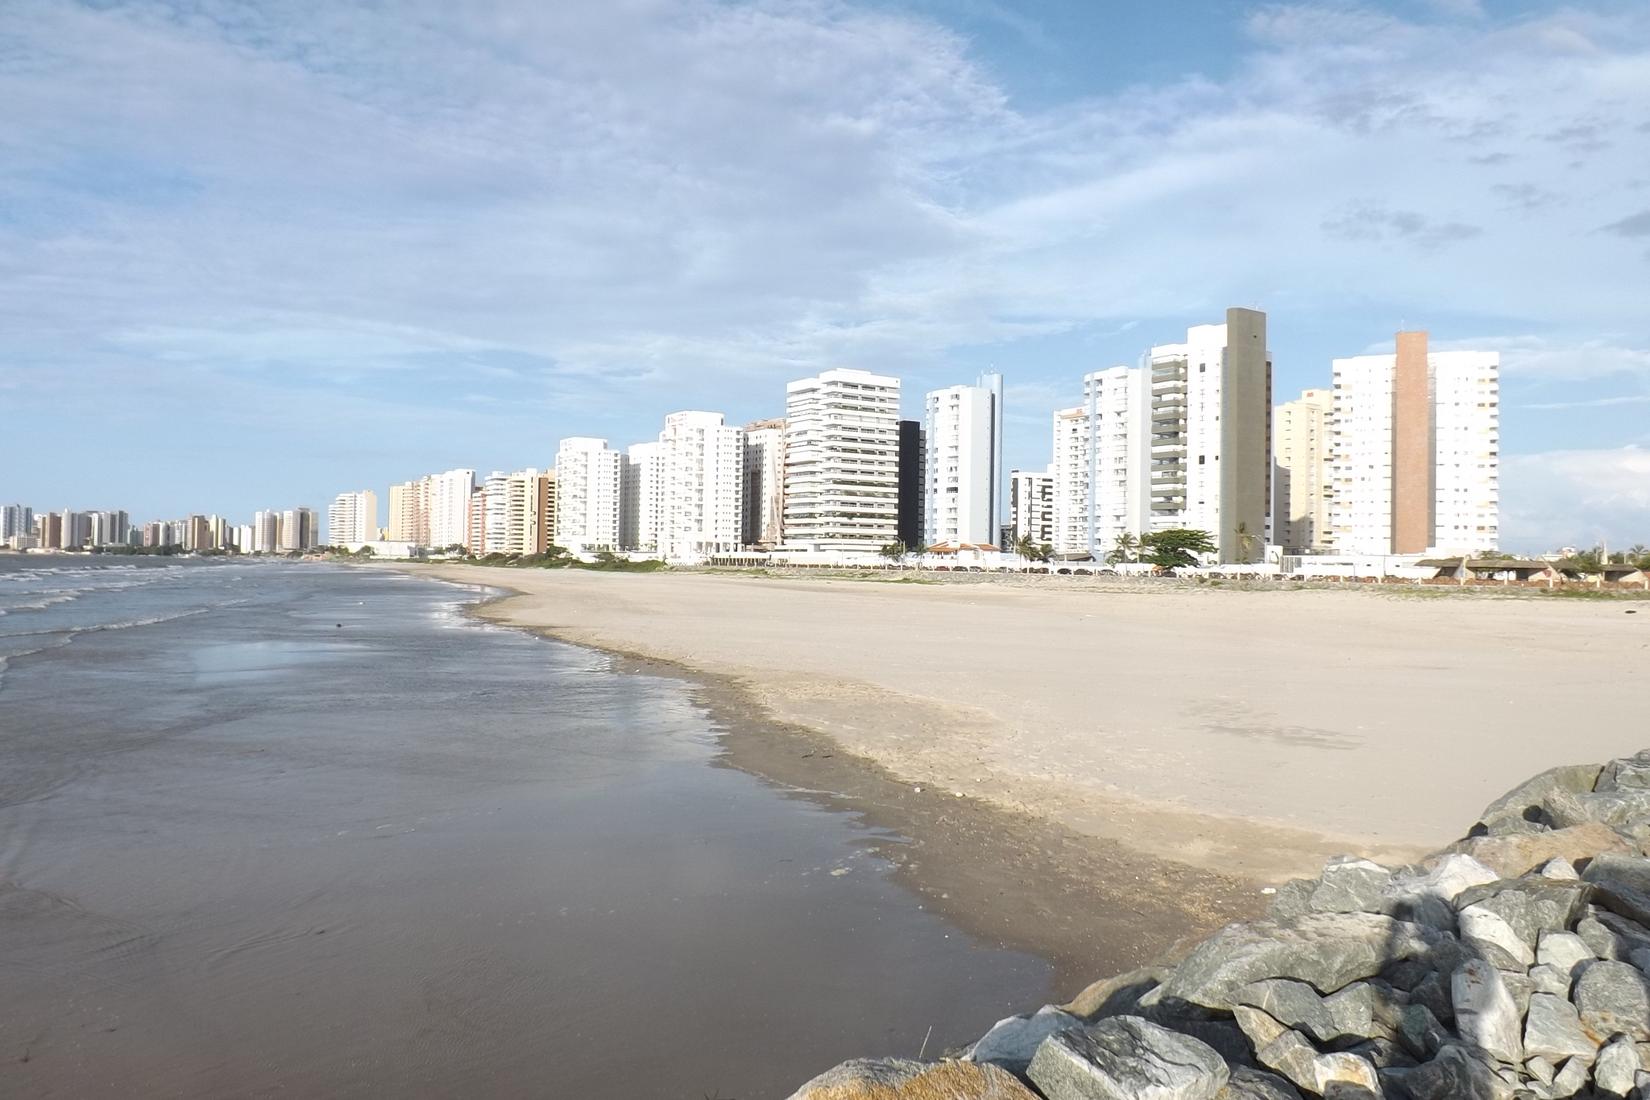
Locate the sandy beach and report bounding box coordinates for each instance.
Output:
[406,566,1646,887]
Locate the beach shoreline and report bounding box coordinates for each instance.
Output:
[380,562,1648,988]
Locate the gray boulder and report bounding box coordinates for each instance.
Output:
[1311,1052,1379,1094]
[1402,1043,1513,1099]
[785,1058,1039,1099]
[1474,764,1604,836]
[1233,980,1338,1044]
[1214,1066,1302,1099]
[1456,879,1592,949]
[1026,1015,1229,1100]
[1597,751,1650,793]
[1395,1003,1451,1059]
[1310,858,1392,915]
[1522,992,1600,1063]
[1594,1034,1640,1098]
[1549,1054,1590,1098]
[1573,960,1650,1042]
[1453,958,1524,1064]
[1528,963,1574,998]
[1159,912,1446,1011]
[1459,903,1536,969]
[1254,1030,1319,1094]
[969,1005,1087,1073]
[1461,824,1636,879]
[1265,879,1317,923]
[1536,930,1598,978]
[1583,855,1650,928]
[1540,858,1582,881]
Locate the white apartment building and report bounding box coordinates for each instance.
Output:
[1049,406,1090,557]
[656,411,744,562]
[235,524,253,553]
[1083,364,1151,558]
[1273,389,1332,553]
[741,419,785,550]
[1328,333,1499,555]
[555,438,622,552]
[253,509,280,553]
[482,471,510,554]
[1009,469,1053,547]
[923,372,1003,546]
[327,490,378,545]
[426,468,476,550]
[782,369,901,552]
[622,442,664,553]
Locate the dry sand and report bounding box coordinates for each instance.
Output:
[403,566,1647,884]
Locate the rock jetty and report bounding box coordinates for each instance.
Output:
[787,750,1650,1100]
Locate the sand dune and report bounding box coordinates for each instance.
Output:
[407,566,1647,882]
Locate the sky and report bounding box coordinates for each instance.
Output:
[2,0,1648,551]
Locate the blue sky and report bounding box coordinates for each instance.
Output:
[2,0,1648,549]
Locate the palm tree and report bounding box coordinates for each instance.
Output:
[1110,531,1139,565]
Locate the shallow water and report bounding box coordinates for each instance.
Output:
[0,558,1051,1097]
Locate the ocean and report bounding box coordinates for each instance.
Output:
[0,556,1051,1097]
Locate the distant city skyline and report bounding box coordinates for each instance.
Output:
[4,1,1647,548]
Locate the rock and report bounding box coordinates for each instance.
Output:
[1549,1055,1590,1098]
[1266,879,1317,923]
[1632,947,1650,976]
[1395,1003,1450,1059]
[1255,1030,1320,1094]
[1524,1055,1557,1084]
[1537,930,1598,978]
[1573,960,1650,1042]
[1310,858,1393,915]
[1064,968,1167,1021]
[1584,791,1650,829]
[1583,855,1650,928]
[1234,980,1338,1044]
[1324,982,1378,1040]
[968,1006,1086,1073]
[1528,964,1573,998]
[1541,786,1597,830]
[1214,1066,1302,1099]
[1403,1043,1513,1099]
[1410,970,1454,1024]
[1453,958,1524,1064]
[1474,765,1604,836]
[1461,824,1636,878]
[1459,903,1536,969]
[1025,1016,1229,1100]
[1595,1034,1641,1098]
[1233,1006,1288,1050]
[1311,1052,1379,1094]
[1522,992,1600,1063]
[1159,913,1446,1011]
[787,1058,1039,1099]
[1598,752,1650,793]
[1344,1036,1414,1069]
[1318,1086,1377,1100]
[1578,914,1645,961]
[1386,855,1500,927]
[1539,858,1581,881]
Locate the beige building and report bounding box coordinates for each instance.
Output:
[742,418,785,550]
[1273,388,1332,552]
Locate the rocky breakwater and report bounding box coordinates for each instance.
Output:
[788,750,1650,1100]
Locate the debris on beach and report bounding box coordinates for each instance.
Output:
[786,749,1650,1100]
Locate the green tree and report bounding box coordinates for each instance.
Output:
[878,541,908,562]
[1142,528,1216,569]
[1105,531,1140,565]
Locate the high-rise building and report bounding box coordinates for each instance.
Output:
[555,438,622,553]
[185,515,211,552]
[897,419,925,551]
[36,512,64,550]
[655,411,743,562]
[328,490,378,545]
[234,524,252,553]
[482,471,510,554]
[278,508,316,552]
[1145,308,1271,562]
[87,510,130,548]
[622,442,663,553]
[2,504,35,542]
[507,469,554,556]
[1082,364,1152,559]
[61,510,91,550]
[923,372,1004,547]
[467,485,489,556]
[387,479,429,545]
[1328,332,1500,555]
[1273,389,1333,553]
[426,469,476,550]
[1009,469,1054,548]
[1049,406,1089,557]
[253,510,281,553]
[781,369,900,552]
[741,419,785,550]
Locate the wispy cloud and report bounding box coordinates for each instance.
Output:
[1600,210,1650,237]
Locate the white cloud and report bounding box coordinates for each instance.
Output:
[1502,446,1650,550]
[1433,336,1650,381]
